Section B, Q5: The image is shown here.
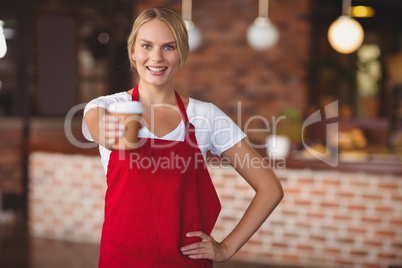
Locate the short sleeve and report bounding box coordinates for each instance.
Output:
[208,104,246,156]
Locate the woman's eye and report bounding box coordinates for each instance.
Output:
[142,44,151,49]
[165,46,174,51]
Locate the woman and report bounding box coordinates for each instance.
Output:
[83,7,283,267]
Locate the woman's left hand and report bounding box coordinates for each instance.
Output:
[180,231,232,262]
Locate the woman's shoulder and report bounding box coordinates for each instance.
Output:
[188,97,226,116]
[188,97,216,109]
[188,98,216,115]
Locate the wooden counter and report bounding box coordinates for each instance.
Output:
[286,152,402,175]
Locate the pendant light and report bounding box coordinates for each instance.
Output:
[328,0,364,54]
[182,0,201,51]
[351,6,375,18]
[0,20,7,58]
[247,0,279,50]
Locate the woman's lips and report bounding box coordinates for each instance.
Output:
[146,66,168,75]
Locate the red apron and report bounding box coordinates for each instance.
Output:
[99,85,221,267]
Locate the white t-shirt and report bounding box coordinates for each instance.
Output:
[82,92,246,174]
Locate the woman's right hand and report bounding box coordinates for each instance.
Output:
[85,108,126,149]
[98,113,126,149]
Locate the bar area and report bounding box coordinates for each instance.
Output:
[0,0,401,267]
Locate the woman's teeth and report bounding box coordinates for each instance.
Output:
[147,67,167,72]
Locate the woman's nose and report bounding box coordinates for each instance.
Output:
[150,48,163,61]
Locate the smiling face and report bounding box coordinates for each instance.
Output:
[131,19,180,88]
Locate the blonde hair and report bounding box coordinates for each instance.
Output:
[127,7,189,70]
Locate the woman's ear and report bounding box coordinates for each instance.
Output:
[131,49,136,61]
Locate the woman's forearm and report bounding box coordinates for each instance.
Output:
[220,170,283,258]
[219,139,284,259]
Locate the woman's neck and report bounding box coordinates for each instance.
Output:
[137,82,177,106]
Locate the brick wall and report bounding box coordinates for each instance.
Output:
[29,152,402,268]
[210,167,402,268]
[29,153,105,243]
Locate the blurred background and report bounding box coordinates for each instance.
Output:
[0,0,401,267]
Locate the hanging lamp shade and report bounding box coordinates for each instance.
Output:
[184,20,202,51]
[0,20,7,58]
[182,0,202,51]
[328,16,364,54]
[247,0,279,50]
[247,17,279,50]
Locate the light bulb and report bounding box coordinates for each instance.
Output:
[247,17,279,50]
[351,6,375,18]
[328,16,364,54]
[0,20,7,58]
[185,20,202,52]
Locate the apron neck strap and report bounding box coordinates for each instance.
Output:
[131,85,195,135]
[131,84,140,101]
